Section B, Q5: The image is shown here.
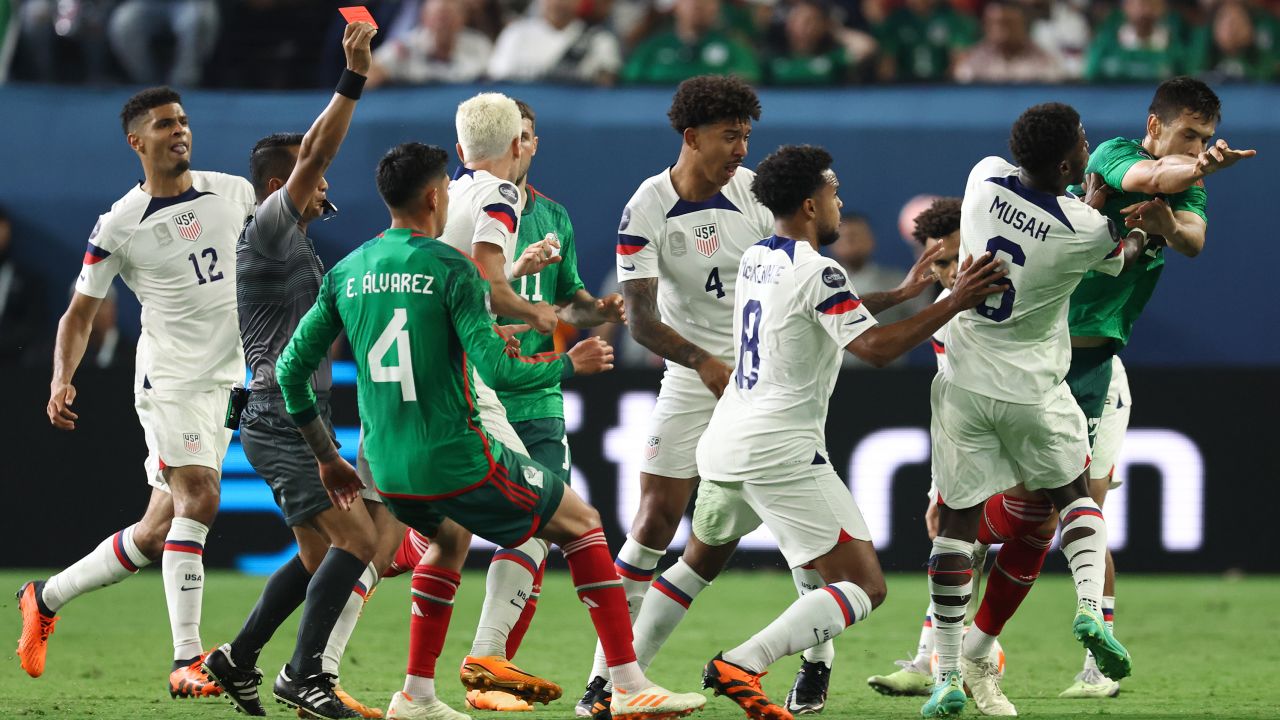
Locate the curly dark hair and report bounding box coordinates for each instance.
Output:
[752,145,833,217]
[120,86,182,135]
[1008,102,1081,177]
[248,133,304,202]
[667,75,761,133]
[376,143,449,209]
[911,197,962,245]
[1149,76,1221,125]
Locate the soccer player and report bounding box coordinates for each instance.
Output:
[922,103,1149,718]
[686,144,1004,720]
[462,98,628,714]
[18,87,257,696]
[197,22,383,719]
[276,142,707,720]
[583,74,940,716]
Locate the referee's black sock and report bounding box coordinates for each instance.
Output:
[289,547,367,678]
[231,554,310,668]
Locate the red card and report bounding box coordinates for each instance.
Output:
[339,6,378,28]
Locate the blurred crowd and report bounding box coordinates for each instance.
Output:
[1,0,1277,88]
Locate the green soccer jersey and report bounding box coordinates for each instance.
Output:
[498,187,586,423]
[1067,137,1208,347]
[277,228,572,498]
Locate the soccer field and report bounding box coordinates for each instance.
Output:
[2,569,1275,719]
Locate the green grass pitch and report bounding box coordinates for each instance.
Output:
[1,569,1276,719]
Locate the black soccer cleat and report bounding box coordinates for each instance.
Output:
[272,666,359,719]
[577,675,612,720]
[785,659,831,715]
[202,643,266,716]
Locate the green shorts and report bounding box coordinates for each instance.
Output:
[1065,344,1115,448]
[381,443,565,549]
[512,418,570,484]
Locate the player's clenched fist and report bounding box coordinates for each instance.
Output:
[528,302,559,335]
[567,336,615,375]
[342,20,377,76]
[47,383,79,430]
[696,356,733,399]
[949,252,1008,311]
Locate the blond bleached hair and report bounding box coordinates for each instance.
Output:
[455,93,521,163]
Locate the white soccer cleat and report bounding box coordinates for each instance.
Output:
[1058,668,1120,699]
[610,683,707,720]
[386,691,471,720]
[961,655,1016,716]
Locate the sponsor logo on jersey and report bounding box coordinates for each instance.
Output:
[669,231,688,257]
[498,183,519,205]
[644,436,660,460]
[619,206,632,231]
[619,261,637,272]
[523,466,545,489]
[692,223,720,258]
[184,433,202,454]
[822,267,847,288]
[173,211,203,242]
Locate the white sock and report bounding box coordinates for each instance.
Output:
[928,537,974,682]
[792,566,835,668]
[961,625,997,661]
[1059,498,1107,613]
[43,524,151,612]
[588,535,663,685]
[911,606,935,668]
[469,538,548,657]
[321,562,378,676]
[163,517,209,661]
[722,581,871,674]
[633,559,710,673]
[608,660,648,694]
[403,675,435,700]
[1083,595,1116,671]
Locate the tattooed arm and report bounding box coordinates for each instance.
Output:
[622,277,731,398]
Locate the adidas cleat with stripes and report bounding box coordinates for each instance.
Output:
[459,655,562,704]
[202,643,265,715]
[703,653,792,720]
[273,667,358,718]
[610,683,706,720]
[577,676,610,718]
[1072,604,1132,681]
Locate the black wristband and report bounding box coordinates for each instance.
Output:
[335,69,366,100]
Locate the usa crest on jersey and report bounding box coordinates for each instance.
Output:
[644,436,661,460]
[692,222,720,258]
[173,211,203,242]
[183,433,202,454]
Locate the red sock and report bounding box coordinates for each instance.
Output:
[506,559,546,660]
[973,534,1051,636]
[561,528,636,667]
[978,493,1054,544]
[406,564,460,679]
[384,529,431,579]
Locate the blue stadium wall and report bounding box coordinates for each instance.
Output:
[1,83,1277,365]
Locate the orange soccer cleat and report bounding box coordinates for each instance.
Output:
[459,655,562,704]
[702,653,793,720]
[16,581,58,678]
[335,685,386,718]
[465,688,534,712]
[169,650,225,699]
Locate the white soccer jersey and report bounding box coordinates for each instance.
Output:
[77,171,256,392]
[697,237,878,482]
[946,156,1124,404]
[440,166,520,278]
[932,289,951,375]
[616,167,774,373]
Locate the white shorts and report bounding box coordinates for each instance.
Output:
[930,373,1089,510]
[473,368,528,455]
[691,465,872,569]
[641,368,719,478]
[1092,356,1132,487]
[135,386,234,492]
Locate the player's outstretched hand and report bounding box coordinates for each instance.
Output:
[47,383,79,431]
[568,336,615,375]
[513,234,562,277]
[894,240,947,299]
[597,292,626,325]
[342,20,377,76]
[696,356,733,399]
[1083,172,1112,211]
[318,456,365,511]
[949,252,1008,310]
[1120,197,1176,238]
[495,323,529,357]
[529,302,559,335]
[1197,139,1256,176]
